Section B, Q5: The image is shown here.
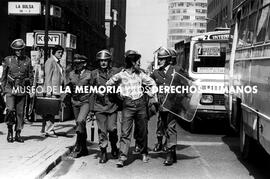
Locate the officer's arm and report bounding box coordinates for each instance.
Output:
[106,71,122,86]
[0,58,8,90]
[141,72,157,97]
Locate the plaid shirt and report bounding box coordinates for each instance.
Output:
[106,69,156,100]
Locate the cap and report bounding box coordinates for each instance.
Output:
[73,54,87,63]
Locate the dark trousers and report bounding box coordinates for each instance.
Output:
[156,111,177,148]
[5,94,26,131]
[95,112,118,148]
[72,101,89,134]
[119,97,148,159]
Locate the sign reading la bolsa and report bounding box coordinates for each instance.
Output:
[8,2,41,15]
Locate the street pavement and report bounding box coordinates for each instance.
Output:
[44,115,270,179]
[0,120,77,179]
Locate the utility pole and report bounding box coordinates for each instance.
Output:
[44,0,50,62]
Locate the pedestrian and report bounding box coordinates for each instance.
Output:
[106,50,157,167]
[90,50,121,163]
[42,45,65,136]
[0,39,33,143]
[67,55,90,158]
[150,47,180,166]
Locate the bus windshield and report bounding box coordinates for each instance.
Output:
[192,42,227,73]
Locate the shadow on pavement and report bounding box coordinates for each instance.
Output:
[222,136,270,179]
[23,135,46,141]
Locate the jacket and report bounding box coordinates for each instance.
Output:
[0,55,33,95]
[90,67,122,113]
[44,56,64,96]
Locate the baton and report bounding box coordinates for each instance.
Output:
[90,120,95,142]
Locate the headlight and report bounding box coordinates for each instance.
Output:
[200,94,213,104]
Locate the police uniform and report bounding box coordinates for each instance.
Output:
[90,50,121,163]
[68,55,91,158]
[0,39,33,143]
[150,47,179,165]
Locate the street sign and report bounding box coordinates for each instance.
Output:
[35,32,63,46]
[42,5,62,18]
[8,2,41,15]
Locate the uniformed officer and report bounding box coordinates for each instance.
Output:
[0,39,33,143]
[67,55,91,158]
[151,47,180,166]
[90,50,121,163]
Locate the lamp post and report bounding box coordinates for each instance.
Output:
[44,0,50,62]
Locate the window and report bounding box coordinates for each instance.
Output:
[193,42,227,73]
[256,5,269,42]
[246,12,257,44]
[237,17,248,46]
[195,16,206,20]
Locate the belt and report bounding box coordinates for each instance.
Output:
[124,95,144,102]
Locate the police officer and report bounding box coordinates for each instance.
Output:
[0,39,33,143]
[90,50,121,163]
[67,55,91,158]
[151,47,179,166]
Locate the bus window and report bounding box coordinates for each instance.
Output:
[237,17,248,46]
[266,7,270,41]
[247,12,257,44]
[192,42,227,73]
[256,5,269,42]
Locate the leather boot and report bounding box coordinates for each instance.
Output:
[163,148,174,166]
[15,130,24,143]
[153,136,163,152]
[99,147,108,163]
[73,133,88,158]
[7,125,13,143]
[109,130,119,158]
[172,148,177,163]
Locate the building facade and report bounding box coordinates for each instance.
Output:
[0,0,107,68]
[207,0,233,31]
[167,0,208,48]
[108,0,127,67]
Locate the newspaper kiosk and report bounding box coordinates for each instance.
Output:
[26,30,76,121]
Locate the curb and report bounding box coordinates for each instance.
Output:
[35,126,76,179]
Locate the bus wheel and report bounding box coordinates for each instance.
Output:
[239,116,252,159]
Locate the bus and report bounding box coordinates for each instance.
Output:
[225,0,270,158]
[175,30,230,132]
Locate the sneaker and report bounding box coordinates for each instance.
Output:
[116,159,124,168]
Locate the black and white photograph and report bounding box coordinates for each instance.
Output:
[1,0,270,178]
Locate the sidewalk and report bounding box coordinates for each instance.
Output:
[0,120,76,179]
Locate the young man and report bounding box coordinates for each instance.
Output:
[43,45,65,135]
[106,50,156,167]
[90,50,121,163]
[151,47,180,166]
[0,39,33,143]
[68,55,91,158]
